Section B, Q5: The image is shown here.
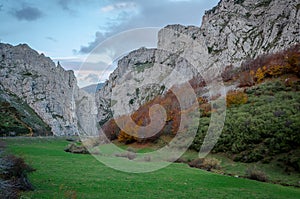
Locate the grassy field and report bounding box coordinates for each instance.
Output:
[2,137,300,199]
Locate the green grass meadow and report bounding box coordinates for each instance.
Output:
[2,138,300,199]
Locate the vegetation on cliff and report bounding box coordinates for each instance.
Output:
[102,44,300,172]
[0,88,51,137]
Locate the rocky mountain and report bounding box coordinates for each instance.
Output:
[0,43,96,136]
[96,0,300,125]
[198,0,299,66]
[0,0,298,137]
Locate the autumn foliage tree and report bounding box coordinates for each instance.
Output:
[114,86,190,143]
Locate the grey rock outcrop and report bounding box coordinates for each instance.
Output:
[0,43,96,136]
[158,0,299,73]
[75,89,99,136]
[96,48,160,122]
[202,0,299,66]
[96,0,300,125]
[96,46,200,125]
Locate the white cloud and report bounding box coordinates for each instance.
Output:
[101,5,114,12]
[75,69,113,88]
[53,56,85,62]
[86,53,113,64]
[79,27,159,58]
[78,0,220,54]
[101,2,137,13]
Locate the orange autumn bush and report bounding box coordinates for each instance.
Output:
[117,130,137,144]
[116,88,182,143]
[238,44,300,83]
[226,91,248,107]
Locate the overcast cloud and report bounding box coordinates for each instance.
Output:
[12,6,43,21]
[78,0,218,54]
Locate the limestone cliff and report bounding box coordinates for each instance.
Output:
[0,43,95,136]
[96,0,300,125]
[158,0,299,70]
[1,0,298,136]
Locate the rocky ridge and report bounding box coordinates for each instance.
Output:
[0,0,298,137]
[96,0,300,125]
[0,43,95,136]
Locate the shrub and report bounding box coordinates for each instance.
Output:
[246,167,268,182]
[82,138,101,148]
[174,157,189,164]
[1,155,35,180]
[114,151,137,160]
[255,67,266,82]
[0,155,35,199]
[127,152,137,160]
[226,91,248,107]
[188,158,221,171]
[198,96,208,104]
[64,143,89,154]
[239,43,300,82]
[189,117,210,151]
[0,180,19,199]
[278,152,300,172]
[238,71,254,87]
[267,65,286,77]
[117,130,137,144]
[193,80,300,165]
[234,149,264,163]
[200,103,211,117]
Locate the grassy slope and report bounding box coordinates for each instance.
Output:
[3,138,300,199]
[0,88,51,136]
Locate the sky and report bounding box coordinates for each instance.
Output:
[0,0,219,87]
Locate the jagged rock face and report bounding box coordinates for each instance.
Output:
[0,43,81,135]
[97,0,299,126]
[159,0,300,70]
[202,0,299,65]
[96,46,200,125]
[96,48,159,124]
[75,89,99,136]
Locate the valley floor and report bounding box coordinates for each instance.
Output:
[1,137,300,199]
